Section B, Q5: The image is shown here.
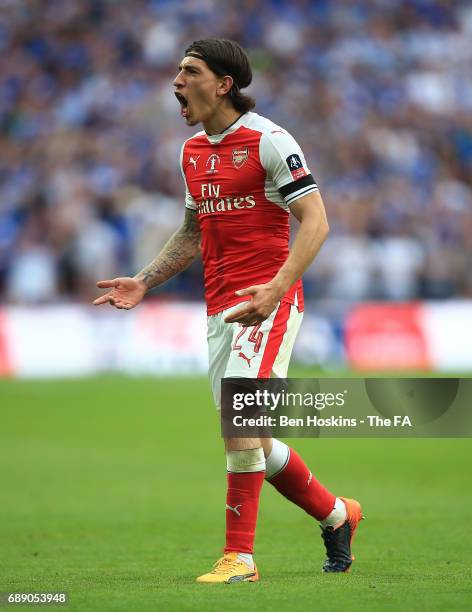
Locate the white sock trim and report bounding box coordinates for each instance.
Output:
[226,448,266,473]
[265,438,290,480]
[236,552,254,570]
[320,497,347,529]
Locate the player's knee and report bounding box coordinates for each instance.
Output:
[265,438,290,480]
[226,448,266,473]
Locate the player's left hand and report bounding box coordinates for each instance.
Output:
[224,283,283,326]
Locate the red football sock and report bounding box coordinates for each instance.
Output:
[268,448,335,521]
[224,471,265,554]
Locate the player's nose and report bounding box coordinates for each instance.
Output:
[173,70,185,88]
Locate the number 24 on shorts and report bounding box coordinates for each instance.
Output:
[232,324,264,353]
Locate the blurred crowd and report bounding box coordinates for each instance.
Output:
[0,0,471,304]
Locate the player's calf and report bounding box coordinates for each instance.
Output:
[265,439,364,572]
[196,446,265,584]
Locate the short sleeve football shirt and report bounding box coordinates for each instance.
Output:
[180,112,318,315]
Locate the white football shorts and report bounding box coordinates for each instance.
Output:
[207,301,303,409]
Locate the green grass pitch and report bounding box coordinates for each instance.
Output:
[0,375,471,611]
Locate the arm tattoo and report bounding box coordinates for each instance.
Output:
[135,209,201,290]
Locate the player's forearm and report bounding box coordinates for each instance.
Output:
[134,210,200,291]
[271,197,329,296]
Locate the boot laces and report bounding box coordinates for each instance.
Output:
[211,555,240,575]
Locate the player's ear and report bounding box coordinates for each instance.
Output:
[217,75,233,97]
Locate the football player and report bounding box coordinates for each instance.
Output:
[94,38,363,583]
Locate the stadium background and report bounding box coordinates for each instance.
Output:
[1,1,471,611]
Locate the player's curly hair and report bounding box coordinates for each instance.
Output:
[184,38,256,113]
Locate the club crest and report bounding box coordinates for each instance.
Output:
[232,147,249,169]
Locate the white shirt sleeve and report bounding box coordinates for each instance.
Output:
[259,130,318,206]
[179,143,197,210]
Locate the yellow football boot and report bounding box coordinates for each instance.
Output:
[196,552,259,584]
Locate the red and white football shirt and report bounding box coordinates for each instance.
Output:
[180,112,318,315]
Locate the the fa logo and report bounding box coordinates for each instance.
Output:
[206,153,220,174]
[287,154,302,169]
[286,153,307,180]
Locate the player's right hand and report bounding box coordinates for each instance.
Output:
[93,277,147,310]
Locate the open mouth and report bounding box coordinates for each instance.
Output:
[175,92,189,117]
